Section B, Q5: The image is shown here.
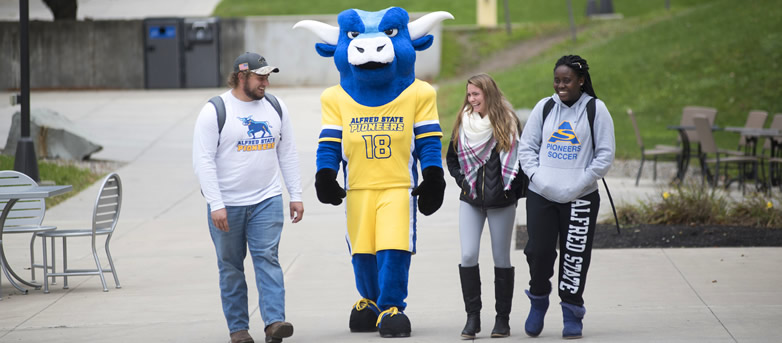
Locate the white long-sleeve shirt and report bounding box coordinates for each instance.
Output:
[192,90,302,212]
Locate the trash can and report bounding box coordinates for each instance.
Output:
[143,18,184,89]
[183,17,221,88]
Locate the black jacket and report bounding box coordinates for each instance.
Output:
[446,141,527,209]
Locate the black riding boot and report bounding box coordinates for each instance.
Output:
[491,266,514,338]
[459,264,481,339]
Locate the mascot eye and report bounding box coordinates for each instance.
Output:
[347,31,360,39]
[384,28,398,37]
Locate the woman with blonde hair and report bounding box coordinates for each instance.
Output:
[446,73,527,339]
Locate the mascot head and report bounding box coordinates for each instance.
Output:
[294,8,453,106]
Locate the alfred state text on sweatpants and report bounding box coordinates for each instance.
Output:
[559,198,590,294]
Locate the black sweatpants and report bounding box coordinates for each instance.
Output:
[524,190,599,306]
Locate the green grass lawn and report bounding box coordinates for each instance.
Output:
[214,0,710,25]
[213,0,778,160]
[439,0,782,158]
[215,0,481,25]
[0,155,103,207]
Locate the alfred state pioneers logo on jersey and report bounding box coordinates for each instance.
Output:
[548,121,580,145]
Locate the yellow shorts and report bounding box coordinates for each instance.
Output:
[346,188,416,255]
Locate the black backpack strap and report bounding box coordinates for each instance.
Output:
[585,98,621,235]
[542,98,556,124]
[587,98,597,150]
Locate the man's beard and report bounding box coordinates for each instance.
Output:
[243,81,264,101]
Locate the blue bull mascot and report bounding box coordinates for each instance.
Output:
[294,7,452,338]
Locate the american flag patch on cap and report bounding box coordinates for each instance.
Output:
[238,62,249,71]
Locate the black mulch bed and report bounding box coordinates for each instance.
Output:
[515,224,782,249]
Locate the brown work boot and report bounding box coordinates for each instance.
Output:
[229,330,254,343]
[265,322,294,343]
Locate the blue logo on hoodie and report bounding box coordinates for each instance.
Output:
[548,121,580,145]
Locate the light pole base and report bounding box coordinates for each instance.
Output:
[13,137,39,182]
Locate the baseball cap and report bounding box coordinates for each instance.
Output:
[233,52,279,75]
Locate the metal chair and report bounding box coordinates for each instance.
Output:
[721,110,768,156]
[627,109,681,186]
[658,106,718,151]
[694,116,759,193]
[0,170,57,296]
[34,173,122,293]
[761,114,782,191]
[761,114,782,155]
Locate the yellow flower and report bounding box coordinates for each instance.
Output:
[663,191,671,200]
[768,201,773,209]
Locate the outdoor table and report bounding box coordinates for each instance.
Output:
[0,185,72,295]
[666,125,699,182]
[724,126,782,190]
[724,127,782,156]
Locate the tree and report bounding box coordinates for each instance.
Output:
[42,0,77,20]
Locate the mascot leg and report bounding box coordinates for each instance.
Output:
[376,249,412,338]
[350,253,381,332]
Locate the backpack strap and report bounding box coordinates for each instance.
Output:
[542,98,556,124]
[209,96,226,147]
[208,93,285,145]
[209,95,226,134]
[264,93,283,141]
[587,98,596,150]
[264,93,283,119]
[584,98,621,235]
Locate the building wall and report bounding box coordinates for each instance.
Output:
[0,20,145,90]
[0,13,444,90]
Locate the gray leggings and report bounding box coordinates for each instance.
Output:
[459,201,516,268]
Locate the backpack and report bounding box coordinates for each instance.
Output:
[209,93,283,145]
[541,97,621,234]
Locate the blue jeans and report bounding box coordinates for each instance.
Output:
[208,195,286,333]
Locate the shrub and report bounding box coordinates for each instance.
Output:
[615,181,782,229]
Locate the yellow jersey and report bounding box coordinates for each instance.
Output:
[318,79,443,190]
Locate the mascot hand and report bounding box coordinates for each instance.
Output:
[315,169,346,205]
[411,166,446,216]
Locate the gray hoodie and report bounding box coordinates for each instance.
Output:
[518,92,615,203]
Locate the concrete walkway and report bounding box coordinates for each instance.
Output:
[0,87,780,343]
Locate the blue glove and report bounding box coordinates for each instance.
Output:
[315,169,345,205]
[411,167,446,216]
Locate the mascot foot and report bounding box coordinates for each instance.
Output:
[350,299,380,332]
[377,307,411,338]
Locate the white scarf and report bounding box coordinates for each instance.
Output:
[462,110,493,145]
[457,110,520,198]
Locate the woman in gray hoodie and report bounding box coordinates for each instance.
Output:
[517,55,615,339]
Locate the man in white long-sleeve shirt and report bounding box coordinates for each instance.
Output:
[192,52,303,343]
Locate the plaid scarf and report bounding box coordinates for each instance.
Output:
[457,111,520,199]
